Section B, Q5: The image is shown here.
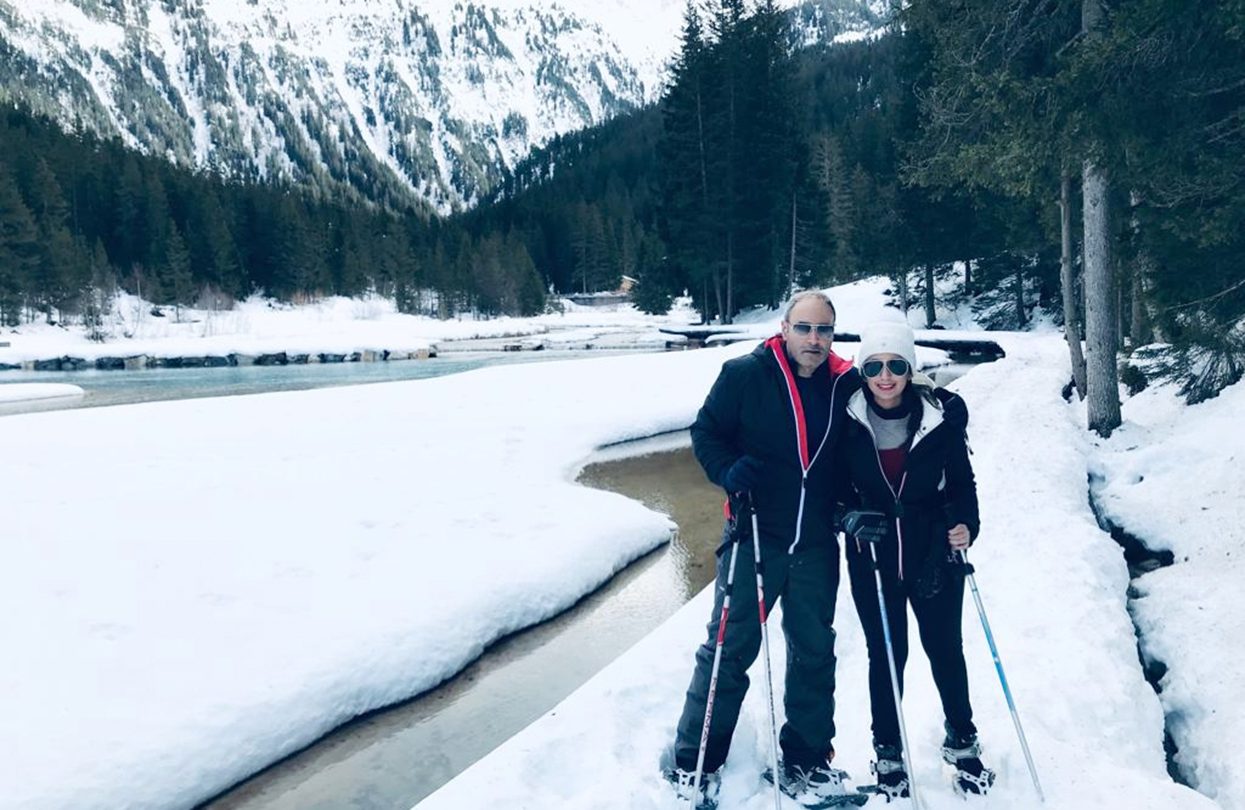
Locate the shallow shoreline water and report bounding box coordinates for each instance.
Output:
[200,439,723,810]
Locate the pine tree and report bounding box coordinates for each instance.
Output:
[1079,0,1121,435]
[503,231,545,315]
[741,0,800,309]
[110,156,145,273]
[271,195,317,300]
[28,158,80,321]
[161,220,195,317]
[0,164,39,325]
[705,0,748,321]
[815,134,857,281]
[632,234,675,314]
[659,2,714,319]
[657,0,800,321]
[186,185,243,299]
[82,238,115,341]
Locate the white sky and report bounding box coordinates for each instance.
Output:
[1,278,1237,809]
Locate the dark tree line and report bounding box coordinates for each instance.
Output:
[0,106,547,330]
[903,0,1245,430]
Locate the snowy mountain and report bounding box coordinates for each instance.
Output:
[0,0,888,213]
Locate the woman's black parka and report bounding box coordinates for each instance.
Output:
[839,380,979,585]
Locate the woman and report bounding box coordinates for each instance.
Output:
[840,321,994,799]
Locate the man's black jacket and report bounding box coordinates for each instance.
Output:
[691,336,861,551]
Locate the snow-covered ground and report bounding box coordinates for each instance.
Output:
[416,333,1226,810]
[0,279,839,807]
[3,277,1234,809]
[0,383,83,403]
[0,292,702,366]
[2,343,710,809]
[1093,378,1245,807]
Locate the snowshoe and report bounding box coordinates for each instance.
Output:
[663,765,720,809]
[866,744,910,801]
[941,736,996,797]
[763,760,867,808]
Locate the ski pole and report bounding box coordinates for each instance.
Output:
[689,505,745,810]
[959,550,1045,802]
[750,494,783,810]
[868,540,923,810]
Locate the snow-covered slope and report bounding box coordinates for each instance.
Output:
[0,0,887,212]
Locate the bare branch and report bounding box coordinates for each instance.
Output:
[1160,277,1245,314]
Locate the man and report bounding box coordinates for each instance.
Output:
[666,290,861,807]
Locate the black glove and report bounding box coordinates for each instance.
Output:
[935,388,968,431]
[841,509,889,545]
[720,455,764,494]
[915,546,951,600]
[831,504,848,533]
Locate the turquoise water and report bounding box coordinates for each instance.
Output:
[0,350,639,416]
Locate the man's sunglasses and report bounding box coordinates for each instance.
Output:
[790,322,835,338]
[861,358,911,378]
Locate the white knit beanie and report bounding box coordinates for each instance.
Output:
[856,321,917,371]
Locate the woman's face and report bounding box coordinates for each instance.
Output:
[863,352,911,409]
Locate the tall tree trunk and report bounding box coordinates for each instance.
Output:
[1060,173,1088,399]
[1083,159,1121,436]
[788,190,797,298]
[897,271,909,315]
[1013,265,1027,328]
[713,268,724,324]
[695,82,717,324]
[1118,274,1127,347]
[964,258,973,297]
[1082,0,1121,436]
[1131,262,1148,346]
[722,31,737,325]
[924,263,936,327]
[1127,191,1158,345]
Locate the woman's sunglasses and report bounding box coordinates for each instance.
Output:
[790,322,835,338]
[861,358,911,378]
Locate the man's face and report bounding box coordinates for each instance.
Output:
[781,297,836,377]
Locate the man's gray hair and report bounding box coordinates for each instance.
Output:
[783,289,836,322]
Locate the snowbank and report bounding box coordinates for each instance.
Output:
[0,383,84,403]
[0,347,734,809]
[0,293,697,365]
[1093,378,1245,808]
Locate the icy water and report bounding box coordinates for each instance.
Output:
[199,435,724,810]
[0,350,640,416]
